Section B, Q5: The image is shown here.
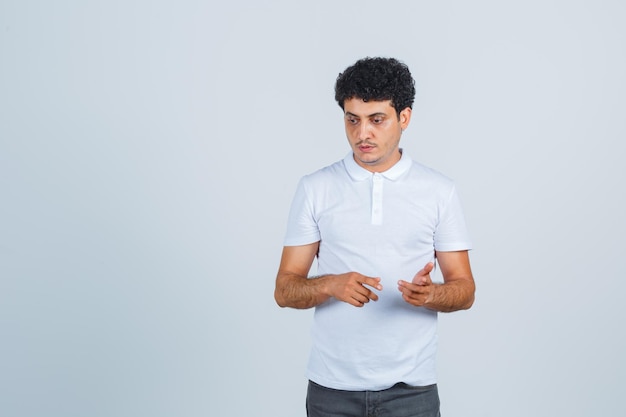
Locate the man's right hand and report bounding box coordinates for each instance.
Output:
[323,272,382,307]
[274,243,382,309]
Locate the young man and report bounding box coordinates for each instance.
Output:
[274,57,475,417]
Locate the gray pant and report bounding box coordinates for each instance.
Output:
[306,380,441,417]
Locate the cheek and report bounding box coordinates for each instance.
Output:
[345,125,359,139]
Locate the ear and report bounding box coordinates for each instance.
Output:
[399,107,412,130]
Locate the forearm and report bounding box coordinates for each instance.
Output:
[274,272,331,309]
[424,279,475,312]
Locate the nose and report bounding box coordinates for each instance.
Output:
[357,121,371,141]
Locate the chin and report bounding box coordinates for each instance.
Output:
[358,156,380,165]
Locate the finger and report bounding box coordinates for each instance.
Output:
[397,283,429,305]
[354,284,379,302]
[397,280,411,290]
[398,281,423,299]
[351,290,377,306]
[398,280,425,294]
[417,274,432,286]
[402,292,426,305]
[360,276,383,291]
[412,262,434,284]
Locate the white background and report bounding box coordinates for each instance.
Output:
[1,1,625,416]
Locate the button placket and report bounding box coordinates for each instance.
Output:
[371,173,383,225]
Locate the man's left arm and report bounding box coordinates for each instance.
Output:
[397,250,475,312]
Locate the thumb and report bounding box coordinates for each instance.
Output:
[422,262,434,275]
[412,262,434,284]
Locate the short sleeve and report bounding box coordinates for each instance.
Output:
[283,177,321,246]
[433,185,473,252]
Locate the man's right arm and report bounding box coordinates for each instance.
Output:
[274,243,382,309]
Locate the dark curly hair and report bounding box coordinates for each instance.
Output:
[335,57,416,117]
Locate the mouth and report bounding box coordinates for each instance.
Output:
[358,143,376,152]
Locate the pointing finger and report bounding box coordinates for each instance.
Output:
[361,276,383,291]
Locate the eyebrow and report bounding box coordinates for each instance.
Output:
[345,112,388,118]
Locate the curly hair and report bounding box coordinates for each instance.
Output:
[334,57,416,117]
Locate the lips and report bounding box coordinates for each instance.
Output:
[358,143,376,152]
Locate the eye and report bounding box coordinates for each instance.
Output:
[347,117,359,125]
[372,117,384,124]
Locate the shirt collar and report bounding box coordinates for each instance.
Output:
[343,149,412,181]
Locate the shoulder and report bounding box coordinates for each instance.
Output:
[300,158,347,186]
[407,159,456,189]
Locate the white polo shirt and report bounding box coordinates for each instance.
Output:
[284,151,472,391]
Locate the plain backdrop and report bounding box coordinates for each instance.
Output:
[1,1,625,416]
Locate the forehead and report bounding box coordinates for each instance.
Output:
[343,98,395,116]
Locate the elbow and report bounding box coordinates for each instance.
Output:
[446,295,473,313]
[462,285,476,310]
[274,289,288,308]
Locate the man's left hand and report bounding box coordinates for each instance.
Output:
[397,262,436,307]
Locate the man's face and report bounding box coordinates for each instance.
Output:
[343,98,412,173]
